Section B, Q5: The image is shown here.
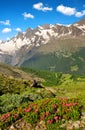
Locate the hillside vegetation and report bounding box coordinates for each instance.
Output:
[22,47,85,75]
[0,63,32,80]
[21,67,85,105]
[0,65,85,129]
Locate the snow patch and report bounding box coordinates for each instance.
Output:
[36,43,40,47]
[74,24,85,32]
[31,36,36,42]
[38,26,43,30]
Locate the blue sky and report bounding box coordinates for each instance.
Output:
[0,0,85,40]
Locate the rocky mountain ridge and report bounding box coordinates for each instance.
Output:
[0,19,85,54]
[0,18,85,68]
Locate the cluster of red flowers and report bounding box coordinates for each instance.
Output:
[0,98,81,128]
[24,107,32,112]
[47,116,59,124]
[54,116,59,121]
[62,102,78,107]
[1,113,10,122]
[47,119,53,124]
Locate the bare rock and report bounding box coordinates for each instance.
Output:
[9,125,16,130]
[66,124,74,130]
[60,123,66,128]
[34,121,46,130]
[73,121,80,129]
[80,120,85,128]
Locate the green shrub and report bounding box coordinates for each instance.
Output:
[0,74,30,95]
[0,97,82,129]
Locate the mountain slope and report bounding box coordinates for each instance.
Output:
[0,63,42,81]
[0,18,85,74]
[22,47,85,74]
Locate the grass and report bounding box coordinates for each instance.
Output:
[0,63,34,80]
[21,67,63,86]
[21,67,85,108]
[0,66,85,129]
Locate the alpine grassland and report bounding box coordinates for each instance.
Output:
[0,66,85,129]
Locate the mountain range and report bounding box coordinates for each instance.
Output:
[0,18,85,74]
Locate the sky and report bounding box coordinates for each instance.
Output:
[0,0,85,40]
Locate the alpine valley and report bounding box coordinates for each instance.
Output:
[0,18,85,75]
[1,18,85,130]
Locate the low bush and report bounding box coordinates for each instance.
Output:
[0,97,82,129]
[0,74,30,95]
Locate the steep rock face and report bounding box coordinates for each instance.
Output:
[0,18,85,68]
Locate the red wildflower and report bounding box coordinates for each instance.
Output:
[47,119,53,124]
[54,116,59,121]
[24,107,31,112]
[1,113,10,122]
[62,102,78,107]
[65,103,72,107]
[65,98,68,101]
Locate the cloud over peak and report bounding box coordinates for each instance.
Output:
[22,12,34,19]
[0,20,11,26]
[33,2,53,12]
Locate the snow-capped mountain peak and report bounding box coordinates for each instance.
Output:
[0,18,85,56]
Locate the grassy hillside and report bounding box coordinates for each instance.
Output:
[0,63,31,79]
[21,67,85,106]
[0,65,85,129]
[21,47,85,75]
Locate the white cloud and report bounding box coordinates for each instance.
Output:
[0,20,10,26]
[22,12,34,19]
[75,10,85,17]
[2,28,12,33]
[56,5,76,16]
[33,2,53,12]
[56,4,85,18]
[83,5,85,7]
[15,28,22,32]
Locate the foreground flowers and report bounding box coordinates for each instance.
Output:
[1,113,10,122]
[24,107,32,112]
[0,98,82,129]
